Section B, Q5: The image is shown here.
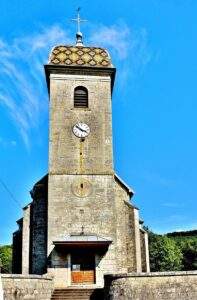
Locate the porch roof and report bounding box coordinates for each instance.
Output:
[53,234,112,248]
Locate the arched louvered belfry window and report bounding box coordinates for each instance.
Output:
[74,86,88,108]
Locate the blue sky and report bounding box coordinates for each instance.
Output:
[0,0,197,244]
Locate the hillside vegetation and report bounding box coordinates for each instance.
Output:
[0,245,12,273]
[149,230,197,271]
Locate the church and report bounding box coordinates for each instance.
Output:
[12,18,149,288]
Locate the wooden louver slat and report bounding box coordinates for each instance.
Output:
[74,87,88,108]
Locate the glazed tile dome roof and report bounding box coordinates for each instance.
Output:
[49,45,112,67]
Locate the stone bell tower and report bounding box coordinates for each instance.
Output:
[8,10,149,287]
[44,20,149,284]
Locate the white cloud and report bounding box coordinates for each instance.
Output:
[0,137,17,147]
[151,215,197,234]
[173,223,197,232]
[11,140,17,146]
[0,25,72,148]
[89,22,131,60]
[89,22,152,78]
[0,22,151,148]
[130,28,152,70]
[141,170,175,188]
[162,202,184,208]
[154,222,197,235]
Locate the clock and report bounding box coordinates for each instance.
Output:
[73,122,90,138]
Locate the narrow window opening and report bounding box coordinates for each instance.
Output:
[74,86,88,108]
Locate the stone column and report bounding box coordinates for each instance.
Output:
[67,254,71,286]
[22,204,30,274]
[133,208,142,272]
[144,231,150,272]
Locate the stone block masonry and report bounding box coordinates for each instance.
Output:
[0,275,3,300]
[2,271,197,299]
[104,271,197,300]
[48,73,113,176]
[1,274,53,300]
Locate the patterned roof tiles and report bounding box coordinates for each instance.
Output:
[49,45,112,67]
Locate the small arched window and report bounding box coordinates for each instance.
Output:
[74,86,88,108]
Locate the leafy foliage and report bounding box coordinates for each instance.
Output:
[0,245,12,273]
[149,232,183,271]
[167,233,197,271]
[149,230,197,272]
[167,230,197,238]
[180,239,197,270]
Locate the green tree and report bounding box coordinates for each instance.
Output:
[177,239,197,270]
[149,232,183,272]
[167,230,197,271]
[0,245,12,273]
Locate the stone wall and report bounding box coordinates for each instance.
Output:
[48,174,118,285]
[104,271,197,300]
[1,274,53,300]
[30,175,48,274]
[114,183,140,273]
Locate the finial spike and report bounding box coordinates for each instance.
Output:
[71,8,87,46]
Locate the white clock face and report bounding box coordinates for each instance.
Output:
[73,122,90,138]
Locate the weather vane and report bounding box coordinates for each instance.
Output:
[71,8,87,46]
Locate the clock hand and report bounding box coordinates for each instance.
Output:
[76,125,87,133]
[76,125,83,131]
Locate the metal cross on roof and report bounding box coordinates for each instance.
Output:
[71,7,87,34]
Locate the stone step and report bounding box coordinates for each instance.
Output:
[51,288,104,300]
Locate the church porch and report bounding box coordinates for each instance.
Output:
[47,235,112,288]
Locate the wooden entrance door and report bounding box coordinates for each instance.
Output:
[71,251,95,284]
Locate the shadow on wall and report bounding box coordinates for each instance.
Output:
[90,288,104,300]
